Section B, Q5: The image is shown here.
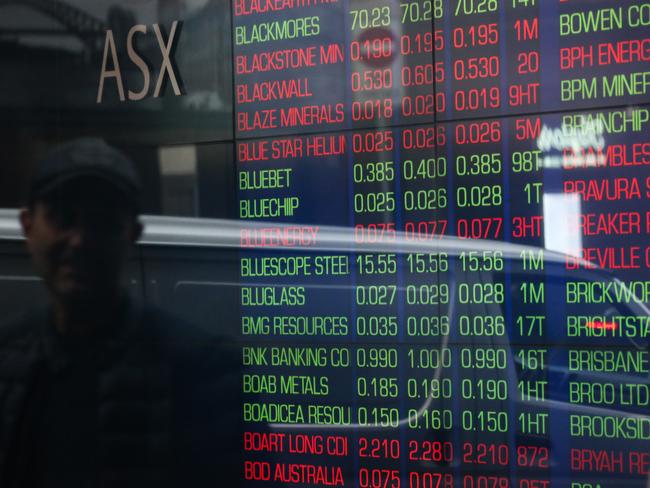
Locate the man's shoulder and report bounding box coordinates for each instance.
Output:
[0,308,46,348]
[137,302,223,346]
[0,309,45,378]
[134,302,240,370]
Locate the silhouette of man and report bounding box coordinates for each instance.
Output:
[0,138,241,488]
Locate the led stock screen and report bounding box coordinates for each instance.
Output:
[233,1,650,487]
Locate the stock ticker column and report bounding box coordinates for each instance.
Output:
[542,107,650,487]
[233,0,443,485]
[233,0,650,487]
[543,0,650,485]
[235,1,353,486]
[435,0,549,486]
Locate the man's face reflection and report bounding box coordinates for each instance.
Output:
[20,178,142,305]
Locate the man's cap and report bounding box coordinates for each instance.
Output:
[30,138,141,204]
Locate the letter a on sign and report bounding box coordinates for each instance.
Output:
[97,30,125,103]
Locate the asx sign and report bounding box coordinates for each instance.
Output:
[96,21,183,103]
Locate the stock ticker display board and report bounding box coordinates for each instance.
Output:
[1,0,649,486]
[233,0,650,487]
